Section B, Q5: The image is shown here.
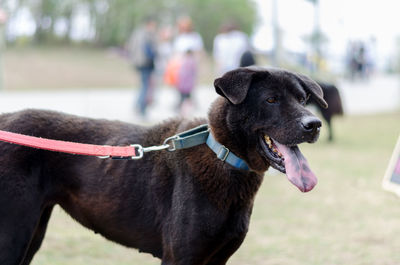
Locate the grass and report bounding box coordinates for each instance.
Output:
[2,46,136,91]
[30,111,400,265]
[2,46,215,91]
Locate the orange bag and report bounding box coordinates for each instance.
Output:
[164,56,181,86]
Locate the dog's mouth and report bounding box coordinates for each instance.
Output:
[260,135,317,192]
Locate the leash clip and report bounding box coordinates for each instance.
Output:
[142,143,171,153]
[131,144,144,159]
[98,124,209,160]
[130,142,172,159]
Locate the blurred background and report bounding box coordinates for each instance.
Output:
[0,0,399,264]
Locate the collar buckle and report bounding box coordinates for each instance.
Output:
[217,146,230,161]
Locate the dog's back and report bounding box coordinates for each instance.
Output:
[318,82,343,116]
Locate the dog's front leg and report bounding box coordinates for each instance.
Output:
[159,174,230,265]
[204,236,246,265]
[0,191,45,265]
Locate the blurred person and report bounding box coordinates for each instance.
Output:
[364,37,377,77]
[347,40,367,81]
[345,41,356,79]
[127,17,157,118]
[356,42,367,79]
[155,26,173,80]
[213,21,250,75]
[172,16,204,116]
[177,49,197,112]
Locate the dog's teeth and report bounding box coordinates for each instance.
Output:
[264,135,272,147]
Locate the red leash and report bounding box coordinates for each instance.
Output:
[0,124,212,160]
[0,130,137,159]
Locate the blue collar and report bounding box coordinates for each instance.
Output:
[165,124,250,171]
[206,132,250,171]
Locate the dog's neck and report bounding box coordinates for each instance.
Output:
[208,98,239,153]
[208,97,270,174]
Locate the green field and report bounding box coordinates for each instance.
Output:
[2,46,215,91]
[30,112,400,265]
[2,46,136,91]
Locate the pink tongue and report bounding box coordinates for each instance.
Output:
[274,141,317,192]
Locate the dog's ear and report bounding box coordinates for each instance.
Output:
[296,74,328,109]
[214,69,255,104]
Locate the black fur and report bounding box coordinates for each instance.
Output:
[0,67,326,265]
[312,82,343,141]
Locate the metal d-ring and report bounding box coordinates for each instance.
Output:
[163,135,178,152]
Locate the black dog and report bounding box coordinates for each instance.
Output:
[0,67,327,265]
[312,81,343,141]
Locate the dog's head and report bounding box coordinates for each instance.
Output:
[213,66,328,192]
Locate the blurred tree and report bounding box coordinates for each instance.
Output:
[271,0,282,66]
[304,0,327,72]
[58,0,77,43]
[30,0,61,42]
[92,0,168,47]
[176,0,257,51]
[14,0,76,43]
[91,0,256,51]
[7,0,256,51]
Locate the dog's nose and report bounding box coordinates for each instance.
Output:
[301,116,322,133]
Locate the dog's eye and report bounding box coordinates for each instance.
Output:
[298,96,307,105]
[266,97,278,104]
